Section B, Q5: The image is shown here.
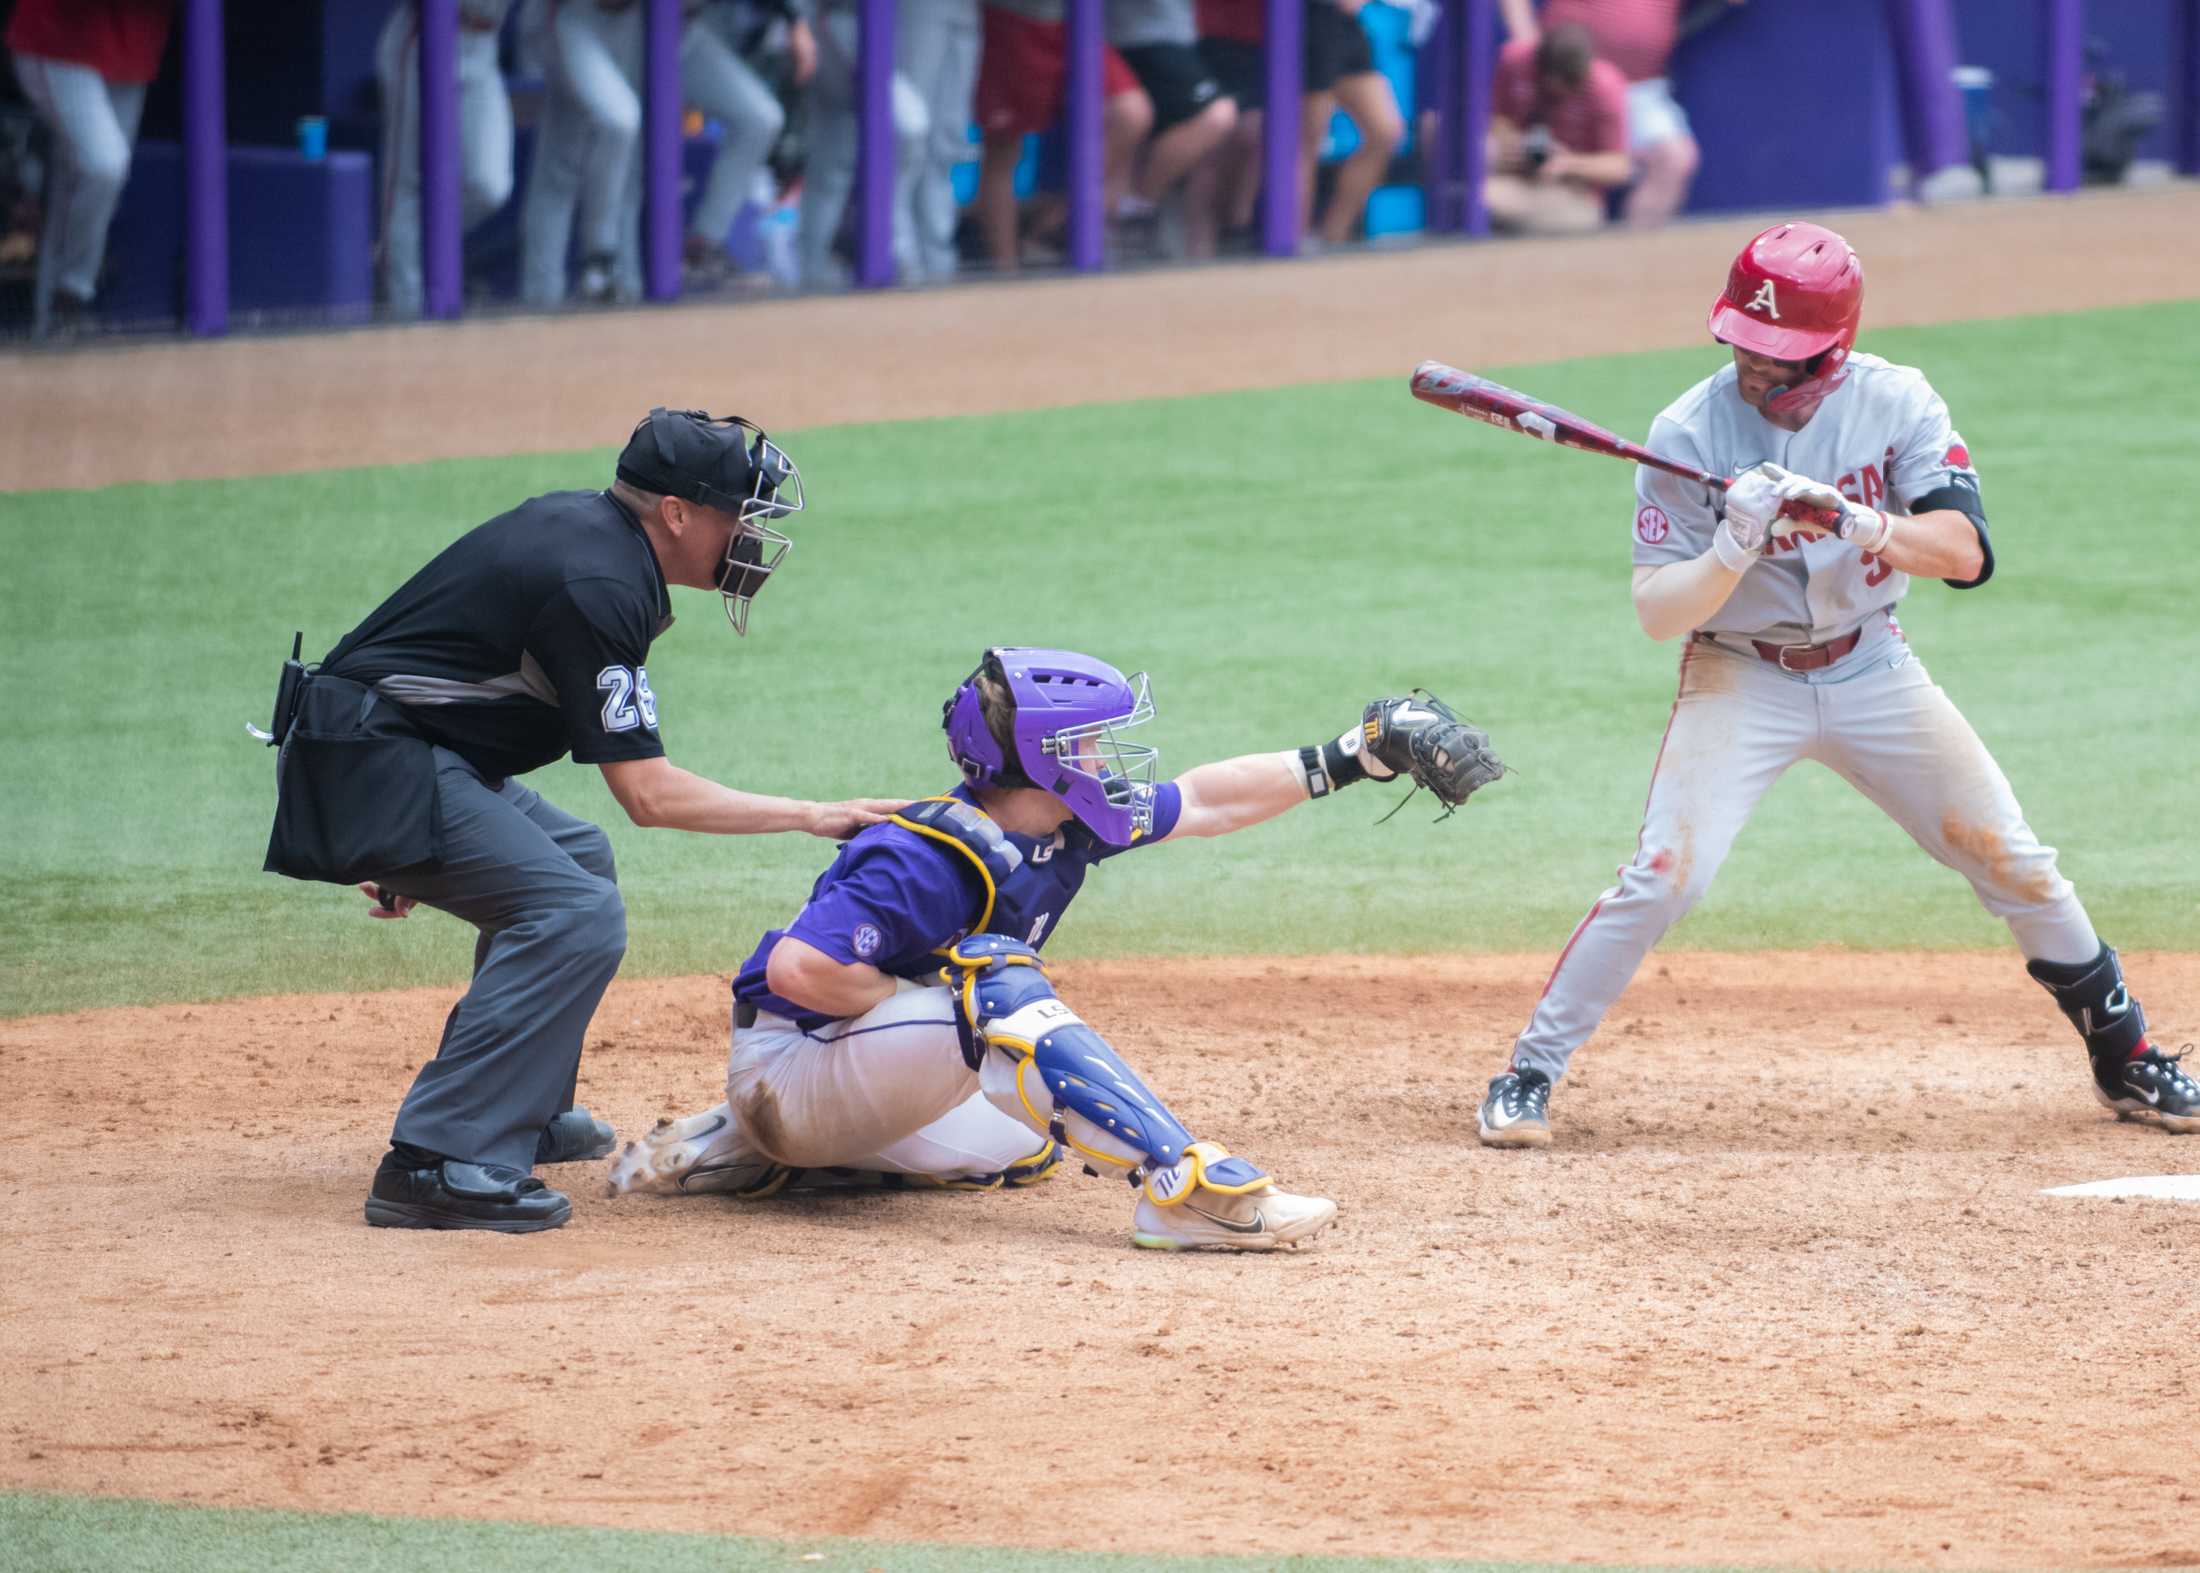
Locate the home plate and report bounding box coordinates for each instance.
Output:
[2044,1175,2200,1201]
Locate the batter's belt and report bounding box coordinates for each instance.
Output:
[1696,626,1864,673]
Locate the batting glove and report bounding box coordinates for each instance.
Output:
[1715,462,1787,569]
[1773,470,1895,554]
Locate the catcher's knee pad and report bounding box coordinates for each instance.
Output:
[944,935,1273,1205]
[2027,943,2147,1060]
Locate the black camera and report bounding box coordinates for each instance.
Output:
[1521,125,1554,173]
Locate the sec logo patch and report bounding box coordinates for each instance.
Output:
[852,923,882,960]
[1635,505,1670,544]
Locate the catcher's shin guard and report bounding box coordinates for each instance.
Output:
[940,935,1278,1207]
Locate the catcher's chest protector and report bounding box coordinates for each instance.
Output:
[887,795,1105,959]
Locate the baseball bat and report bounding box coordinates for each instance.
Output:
[1408,361,1842,529]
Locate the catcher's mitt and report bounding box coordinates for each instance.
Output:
[1363,691,1506,819]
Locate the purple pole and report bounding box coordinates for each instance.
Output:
[2179,0,2200,175]
[419,0,461,317]
[1882,0,1970,184]
[2041,0,2081,192]
[1423,2,1459,228]
[182,0,227,335]
[1065,0,1104,270]
[644,0,682,301]
[1260,0,1303,255]
[856,0,897,285]
[1458,0,1492,236]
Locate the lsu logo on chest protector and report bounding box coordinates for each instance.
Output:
[1747,280,1780,319]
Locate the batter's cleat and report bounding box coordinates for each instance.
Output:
[2091,1044,2200,1133]
[365,1148,572,1233]
[535,1106,616,1165]
[1130,1183,1337,1252]
[1478,1069,1553,1148]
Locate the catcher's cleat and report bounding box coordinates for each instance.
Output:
[1130,1182,1337,1252]
[1478,1068,1553,1148]
[535,1106,616,1165]
[604,1108,760,1197]
[2091,1044,2200,1134]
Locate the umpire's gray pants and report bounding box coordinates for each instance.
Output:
[378,748,627,1171]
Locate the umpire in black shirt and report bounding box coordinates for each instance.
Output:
[263,409,900,1234]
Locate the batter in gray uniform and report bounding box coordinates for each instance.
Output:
[1478,221,2194,1148]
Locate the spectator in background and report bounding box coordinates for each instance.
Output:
[519,0,646,305]
[793,0,938,290]
[681,2,811,289]
[520,0,811,306]
[1484,22,1628,234]
[1105,0,1237,259]
[1498,0,1744,228]
[5,0,175,336]
[974,0,1152,272]
[376,0,516,318]
[897,0,982,283]
[1200,0,1404,251]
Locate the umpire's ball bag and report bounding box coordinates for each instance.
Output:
[263,675,441,886]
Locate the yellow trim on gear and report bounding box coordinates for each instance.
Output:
[890,798,999,936]
[1142,1139,1275,1207]
[1014,1058,1133,1170]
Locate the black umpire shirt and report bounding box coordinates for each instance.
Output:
[322,490,674,782]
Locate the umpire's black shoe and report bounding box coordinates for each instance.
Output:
[535,1106,616,1165]
[2090,1044,2200,1134]
[365,1148,573,1233]
[1478,1068,1554,1149]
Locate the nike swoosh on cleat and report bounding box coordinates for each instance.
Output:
[1184,1203,1266,1235]
[2127,1084,2161,1106]
[1484,1105,1523,1128]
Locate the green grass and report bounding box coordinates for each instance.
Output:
[0,1491,1846,1573]
[4,303,2195,1015]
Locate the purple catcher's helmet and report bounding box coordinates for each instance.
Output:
[941,648,1159,845]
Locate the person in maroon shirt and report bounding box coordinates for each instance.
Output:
[5,0,174,334]
[1484,25,1630,234]
[1499,0,1749,228]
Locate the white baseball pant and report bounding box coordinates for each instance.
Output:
[795,0,930,288]
[684,6,787,250]
[676,986,1051,1179]
[375,6,516,316]
[519,0,642,303]
[1512,614,2102,1085]
[10,52,146,311]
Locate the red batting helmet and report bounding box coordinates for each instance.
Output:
[1707,221,1863,418]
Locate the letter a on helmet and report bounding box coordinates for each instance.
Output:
[1709,221,1863,418]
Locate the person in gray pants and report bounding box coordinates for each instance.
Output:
[261,409,904,1233]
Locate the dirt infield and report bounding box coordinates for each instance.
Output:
[5,185,2200,492]
[7,191,2199,1569]
[4,952,2196,1570]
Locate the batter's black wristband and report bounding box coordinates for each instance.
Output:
[1297,737,1370,799]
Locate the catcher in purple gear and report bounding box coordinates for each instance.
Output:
[608,647,1503,1251]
